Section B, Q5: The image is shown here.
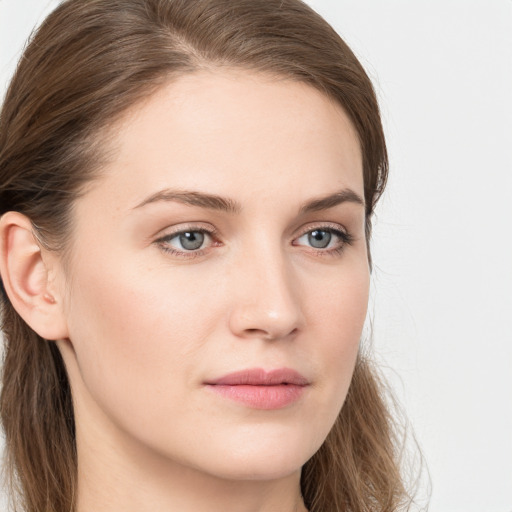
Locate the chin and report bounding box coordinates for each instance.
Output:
[187,426,322,482]
[206,455,305,482]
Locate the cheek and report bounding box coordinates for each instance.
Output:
[63,253,221,424]
[302,257,369,423]
[68,249,216,346]
[306,253,369,350]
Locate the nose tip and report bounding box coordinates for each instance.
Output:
[228,266,304,341]
[230,305,301,341]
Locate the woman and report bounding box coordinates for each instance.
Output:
[0,0,411,511]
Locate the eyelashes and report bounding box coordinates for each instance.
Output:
[154,223,355,260]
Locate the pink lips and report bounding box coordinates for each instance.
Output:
[205,368,309,410]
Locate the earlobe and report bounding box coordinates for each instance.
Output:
[0,212,69,341]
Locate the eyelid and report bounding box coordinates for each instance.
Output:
[152,221,217,239]
[295,221,348,237]
[294,222,354,244]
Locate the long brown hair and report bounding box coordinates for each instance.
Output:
[0,1,411,511]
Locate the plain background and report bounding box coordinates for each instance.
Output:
[1,1,511,511]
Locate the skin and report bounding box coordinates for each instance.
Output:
[1,70,369,512]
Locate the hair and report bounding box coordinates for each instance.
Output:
[0,1,412,511]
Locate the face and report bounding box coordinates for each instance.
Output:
[57,70,369,482]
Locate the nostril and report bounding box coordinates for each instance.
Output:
[244,328,268,336]
[242,326,299,341]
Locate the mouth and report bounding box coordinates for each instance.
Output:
[204,368,310,410]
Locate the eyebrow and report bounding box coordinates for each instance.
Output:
[299,189,365,214]
[133,187,365,214]
[133,189,241,213]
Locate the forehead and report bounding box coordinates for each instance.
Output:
[81,69,363,213]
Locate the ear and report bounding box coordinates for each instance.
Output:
[0,212,69,340]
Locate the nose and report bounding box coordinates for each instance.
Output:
[227,245,304,341]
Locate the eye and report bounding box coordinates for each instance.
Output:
[155,228,216,256]
[294,226,353,254]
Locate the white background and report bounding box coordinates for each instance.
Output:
[1,1,511,511]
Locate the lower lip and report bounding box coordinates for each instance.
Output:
[206,384,306,410]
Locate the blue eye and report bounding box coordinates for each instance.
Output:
[307,230,332,249]
[158,229,212,253]
[176,231,205,251]
[295,227,353,253]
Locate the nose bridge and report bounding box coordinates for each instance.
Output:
[228,234,303,340]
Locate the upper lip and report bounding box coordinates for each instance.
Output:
[205,368,309,386]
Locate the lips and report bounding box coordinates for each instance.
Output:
[206,367,309,386]
[204,368,309,410]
